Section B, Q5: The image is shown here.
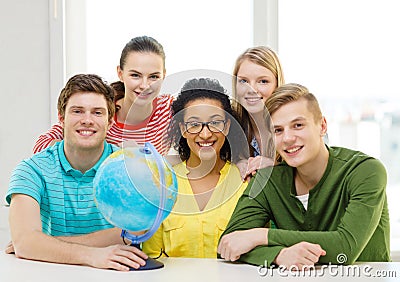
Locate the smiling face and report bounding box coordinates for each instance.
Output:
[272,98,327,170]
[59,92,111,152]
[236,59,278,114]
[117,51,165,106]
[180,98,231,166]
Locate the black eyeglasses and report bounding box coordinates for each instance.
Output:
[184,120,226,134]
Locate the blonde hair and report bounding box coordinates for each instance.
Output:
[267,83,323,164]
[266,83,322,122]
[232,46,285,158]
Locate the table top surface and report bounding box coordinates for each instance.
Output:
[1,252,399,282]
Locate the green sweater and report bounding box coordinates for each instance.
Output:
[221,146,390,266]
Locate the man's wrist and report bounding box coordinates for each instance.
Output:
[253,228,269,246]
[273,247,286,265]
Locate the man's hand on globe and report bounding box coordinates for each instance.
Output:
[85,244,148,271]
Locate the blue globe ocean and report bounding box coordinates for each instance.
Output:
[93,144,178,232]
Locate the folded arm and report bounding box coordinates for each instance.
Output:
[267,160,388,264]
[8,194,147,271]
[217,172,283,266]
[219,160,388,266]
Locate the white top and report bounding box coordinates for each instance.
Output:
[296,193,309,210]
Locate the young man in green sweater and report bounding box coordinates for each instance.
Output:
[218,83,390,269]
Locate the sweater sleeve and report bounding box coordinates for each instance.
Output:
[267,158,387,264]
[219,168,283,266]
[32,123,64,154]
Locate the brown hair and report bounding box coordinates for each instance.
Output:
[119,36,166,72]
[110,81,125,112]
[57,74,115,121]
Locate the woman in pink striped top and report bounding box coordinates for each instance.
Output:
[33,36,173,155]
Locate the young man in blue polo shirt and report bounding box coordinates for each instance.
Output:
[218,83,390,269]
[6,74,147,271]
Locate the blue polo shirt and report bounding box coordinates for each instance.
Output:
[6,141,119,236]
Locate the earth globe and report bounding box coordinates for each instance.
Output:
[93,142,178,270]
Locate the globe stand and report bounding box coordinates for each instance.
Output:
[95,142,177,271]
[120,142,173,271]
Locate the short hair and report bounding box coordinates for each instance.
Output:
[169,78,240,162]
[57,74,115,121]
[266,83,322,122]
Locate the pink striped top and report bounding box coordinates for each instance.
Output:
[33,94,173,155]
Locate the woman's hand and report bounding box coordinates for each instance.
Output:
[237,156,275,182]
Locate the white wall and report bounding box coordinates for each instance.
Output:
[0,0,63,203]
[0,206,10,244]
[65,0,87,80]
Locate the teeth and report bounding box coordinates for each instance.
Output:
[199,142,213,147]
[286,147,301,153]
[246,97,262,102]
[80,130,94,136]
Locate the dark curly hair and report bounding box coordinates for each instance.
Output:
[168,78,243,162]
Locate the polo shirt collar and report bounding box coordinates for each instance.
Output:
[58,140,112,175]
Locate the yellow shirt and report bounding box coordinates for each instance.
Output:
[142,161,247,258]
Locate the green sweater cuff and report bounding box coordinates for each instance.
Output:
[239,245,284,267]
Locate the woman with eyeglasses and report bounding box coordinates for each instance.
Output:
[142,78,247,258]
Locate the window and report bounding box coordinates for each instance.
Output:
[84,0,253,82]
[279,0,400,254]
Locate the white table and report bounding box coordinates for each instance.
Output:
[1,252,399,282]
